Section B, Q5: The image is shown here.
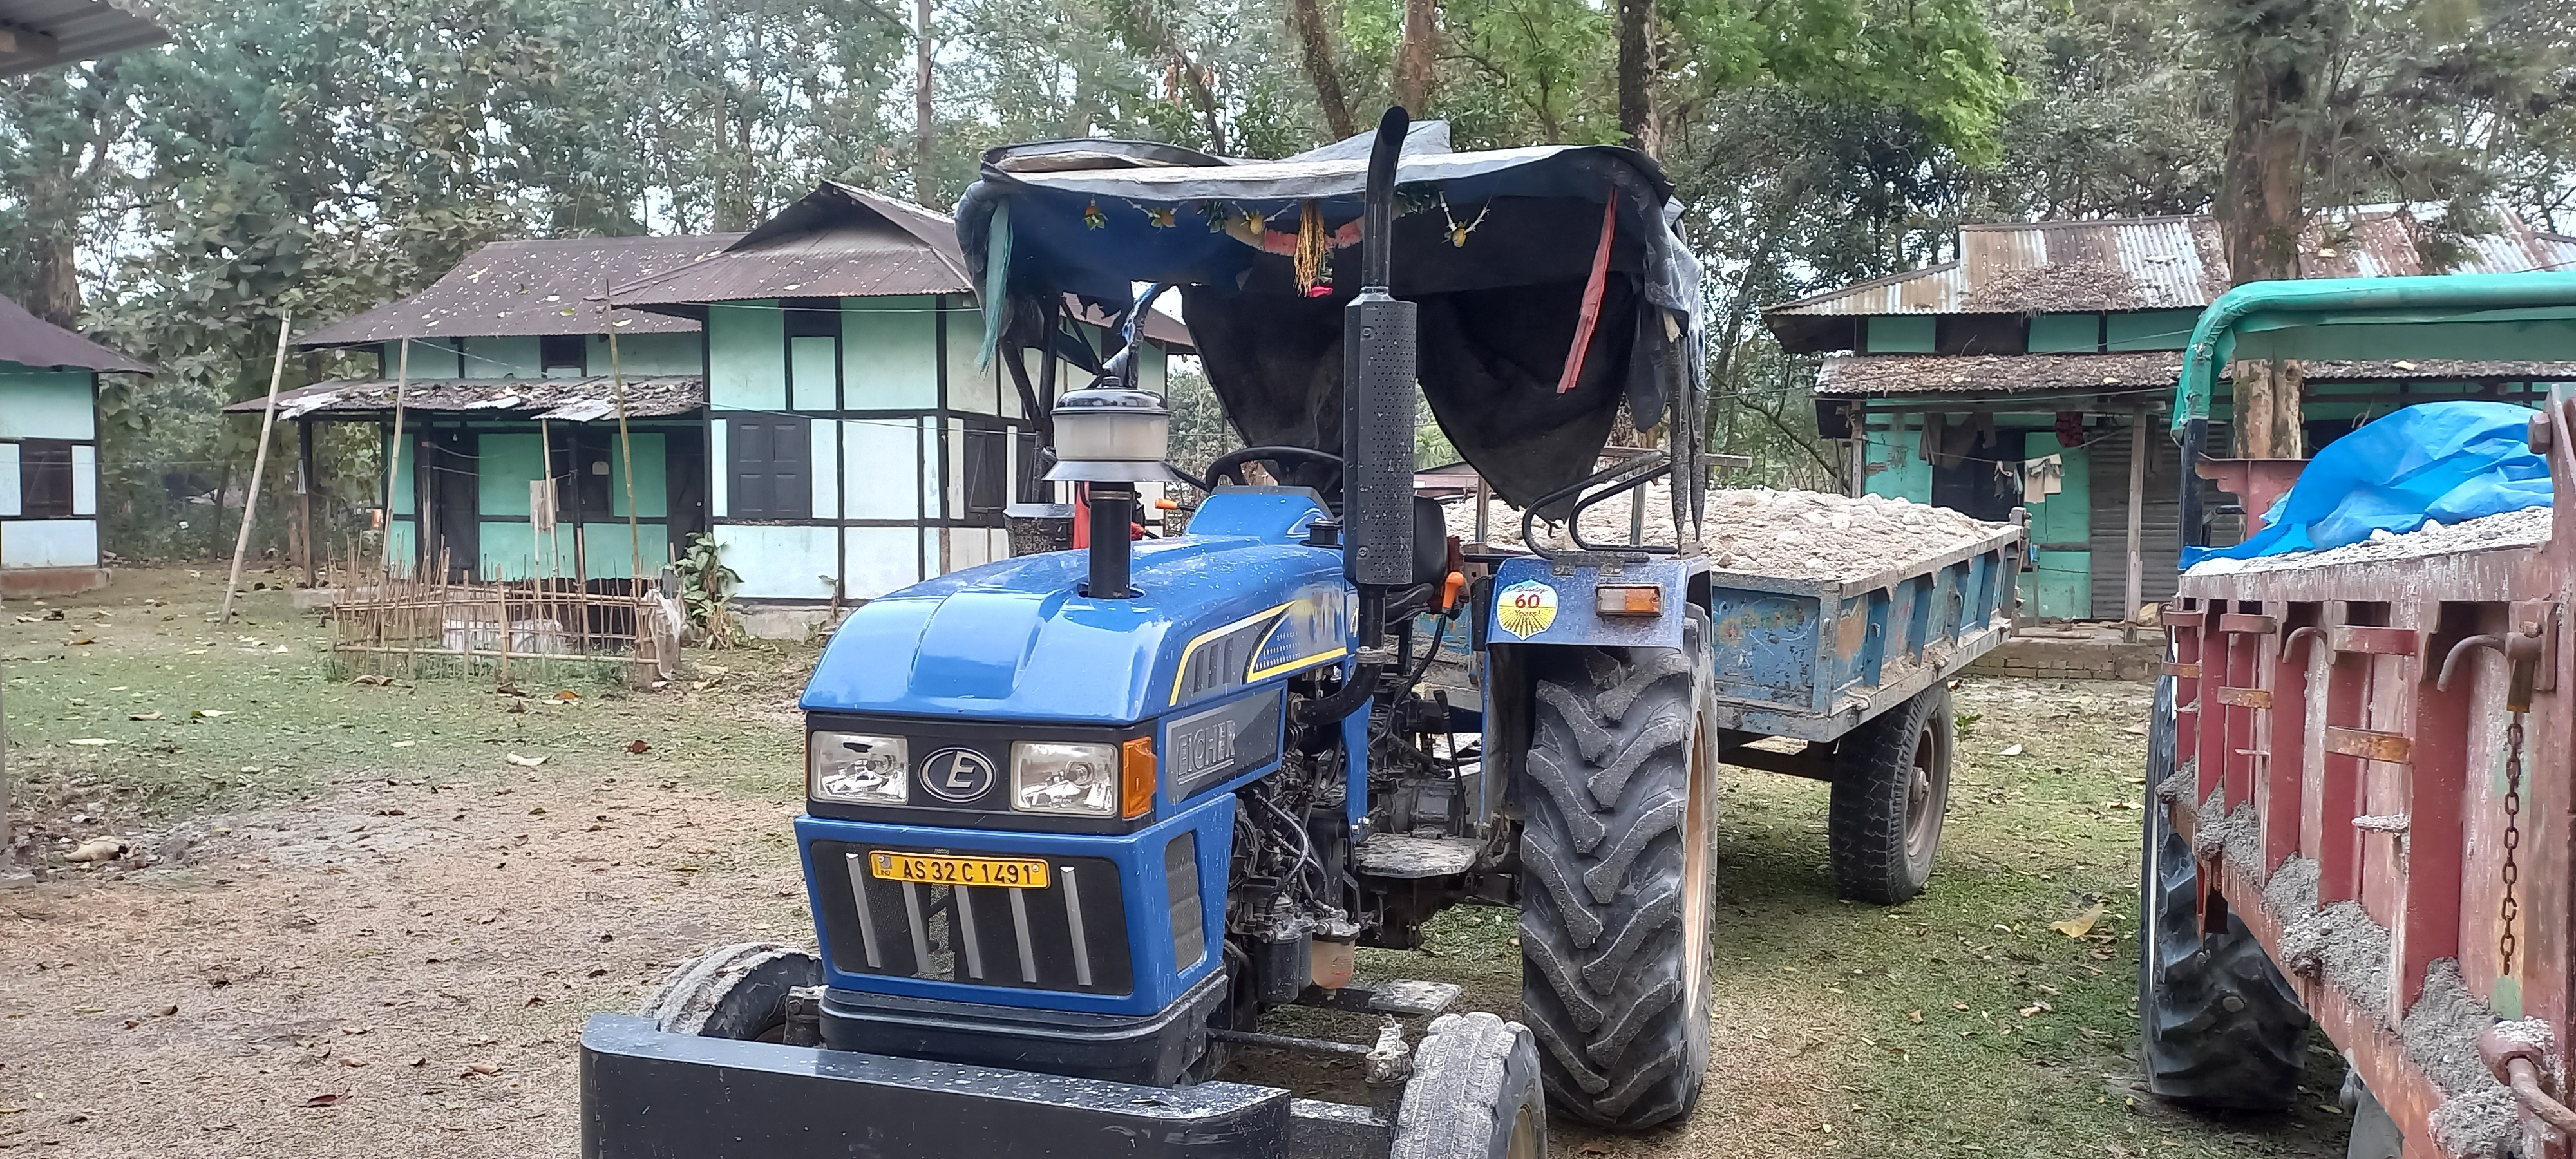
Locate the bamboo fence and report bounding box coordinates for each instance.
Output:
[325,548,677,686]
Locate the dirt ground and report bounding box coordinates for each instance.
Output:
[1,569,2351,1158]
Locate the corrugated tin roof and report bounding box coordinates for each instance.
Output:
[610,183,976,308]
[0,292,153,373]
[1816,352,2576,398]
[611,181,1195,350]
[1773,208,2576,318]
[222,375,704,420]
[0,0,167,78]
[298,234,743,348]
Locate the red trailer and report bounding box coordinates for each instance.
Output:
[2144,274,2576,1158]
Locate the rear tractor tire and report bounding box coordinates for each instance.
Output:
[1392,1012,1547,1159]
[1826,683,1953,905]
[641,943,822,1044]
[2136,675,2307,1110]
[1517,609,1719,1131]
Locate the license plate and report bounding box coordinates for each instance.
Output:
[868,851,1051,889]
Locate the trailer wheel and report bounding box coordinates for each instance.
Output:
[640,943,821,1043]
[1826,683,1953,904]
[2137,675,2307,1110]
[1517,608,1717,1131]
[1392,1012,1547,1159]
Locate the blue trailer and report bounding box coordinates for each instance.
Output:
[581,110,2022,1158]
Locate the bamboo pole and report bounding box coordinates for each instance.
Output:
[2123,405,2149,643]
[220,312,295,623]
[603,282,645,589]
[381,339,412,580]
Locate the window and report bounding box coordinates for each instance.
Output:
[1016,430,1045,504]
[19,440,74,518]
[552,430,616,520]
[540,334,588,377]
[727,417,813,520]
[963,428,1009,514]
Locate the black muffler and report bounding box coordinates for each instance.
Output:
[1343,107,1417,649]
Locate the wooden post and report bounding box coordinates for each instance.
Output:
[220,312,294,623]
[2124,406,2148,641]
[297,418,317,589]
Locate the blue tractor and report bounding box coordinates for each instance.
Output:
[582,111,2020,1158]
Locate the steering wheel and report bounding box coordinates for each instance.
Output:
[1206,446,1346,490]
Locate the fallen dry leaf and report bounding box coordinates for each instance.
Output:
[1906,1010,1923,1024]
[462,1063,502,1077]
[66,637,95,645]
[2017,1003,2053,1017]
[301,1093,344,1107]
[505,753,547,768]
[627,740,651,754]
[2051,903,2107,938]
[553,690,580,701]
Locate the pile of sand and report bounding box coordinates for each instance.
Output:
[2184,505,2552,576]
[1446,480,2013,580]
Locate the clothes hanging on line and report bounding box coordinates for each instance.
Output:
[2022,453,2065,504]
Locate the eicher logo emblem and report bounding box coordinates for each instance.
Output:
[1496,580,1558,638]
[919,748,996,802]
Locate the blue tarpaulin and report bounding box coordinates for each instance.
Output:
[2182,400,2553,567]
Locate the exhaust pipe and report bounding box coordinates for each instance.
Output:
[1343,106,1417,649]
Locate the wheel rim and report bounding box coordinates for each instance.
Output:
[1680,704,1714,1010]
[1505,1102,1542,1159]
[1902,723,1942,861]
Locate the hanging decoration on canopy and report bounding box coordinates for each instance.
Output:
[1439,193,1489,248]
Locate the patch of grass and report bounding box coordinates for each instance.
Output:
[1,567,819,854]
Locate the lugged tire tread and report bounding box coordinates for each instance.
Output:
[1391,1012,1546,1159]
[2137,674,2309,1111]
[1518,610,1714,1131]
[1826,685,1949,905]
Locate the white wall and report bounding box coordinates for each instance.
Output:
[0,520,99,569]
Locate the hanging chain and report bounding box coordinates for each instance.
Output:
[2500,710,2527,975]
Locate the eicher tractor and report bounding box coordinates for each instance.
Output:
[580,109,2020,1158]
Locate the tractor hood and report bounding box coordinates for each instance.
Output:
[801,492,1354,725]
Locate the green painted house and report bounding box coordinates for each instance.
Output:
[0,293,155,596]
[1765,208,2576,621]
[608,182,1191,616]
[239,234,737,583]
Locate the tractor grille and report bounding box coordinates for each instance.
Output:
[810,840,1132,996]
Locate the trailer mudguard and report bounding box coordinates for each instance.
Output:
[1481,556,1690,650]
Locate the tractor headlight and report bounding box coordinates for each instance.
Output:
[1010,741,1120,816]
[810,732,909,805]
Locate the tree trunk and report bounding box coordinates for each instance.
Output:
[915,0,937,203]
[27,232,82,330]
[1393,0,1438,115]
[1615,0,1656,155]
[1289,0,1356,140]
[2215,0,2322,460]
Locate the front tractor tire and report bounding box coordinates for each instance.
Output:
[1826,683,1954,904]
[641,943,822,1044]
[1516,609,1718,1131]
[1392,1012,1548,1159]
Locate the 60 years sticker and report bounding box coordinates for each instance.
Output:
[1495,580,1558,637]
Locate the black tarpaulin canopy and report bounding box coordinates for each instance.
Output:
[954,124,1705,508]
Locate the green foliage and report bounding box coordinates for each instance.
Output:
[674,532,745,645]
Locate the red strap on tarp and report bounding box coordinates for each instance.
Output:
[1555,194,1618,395]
